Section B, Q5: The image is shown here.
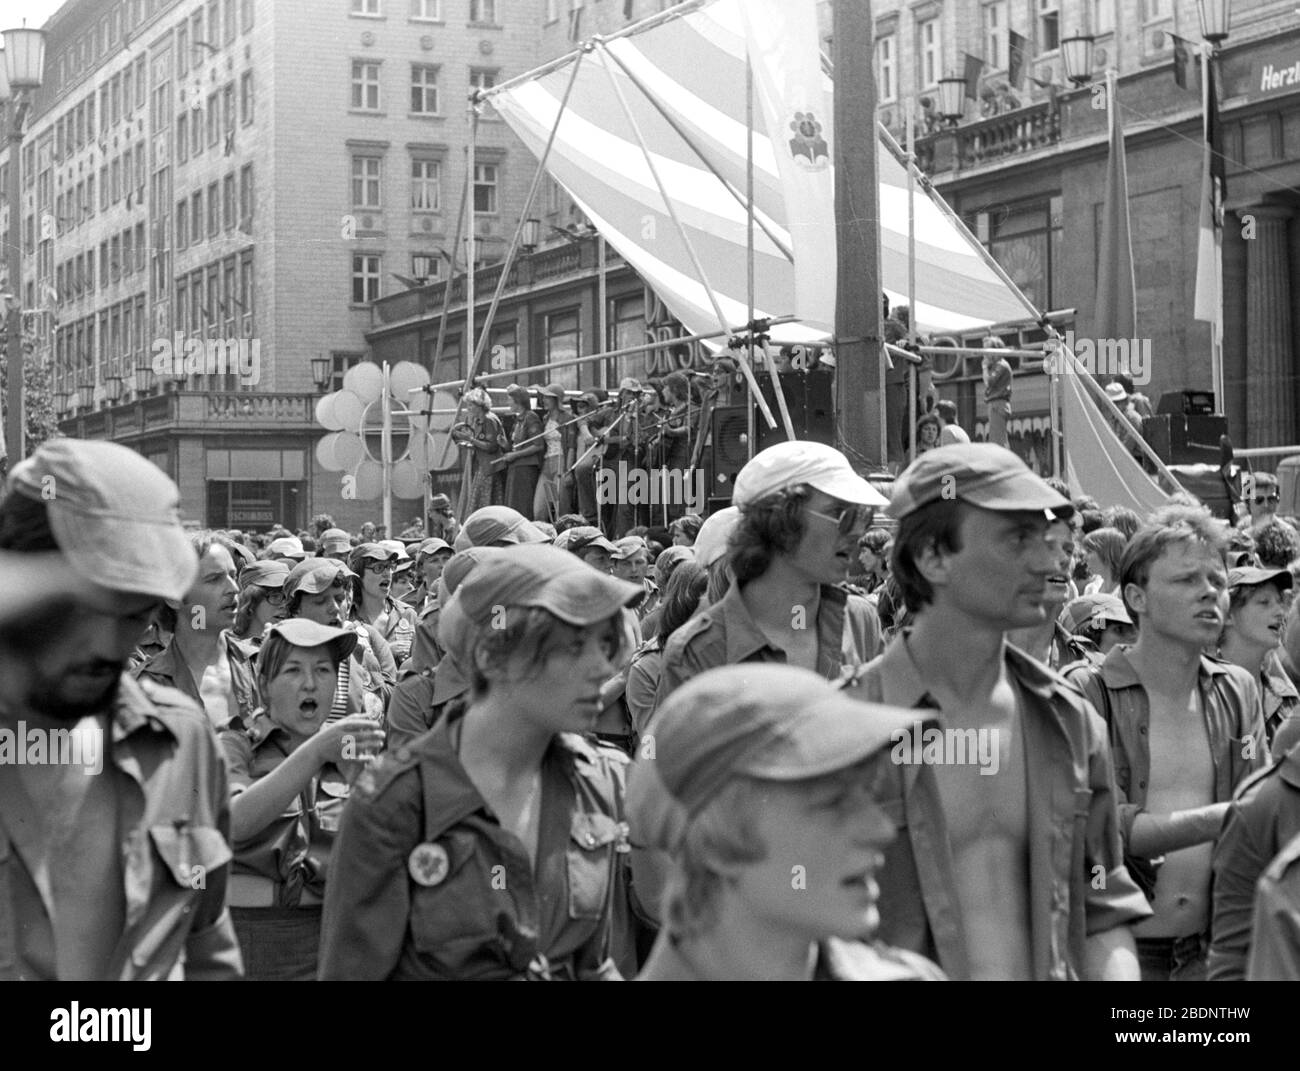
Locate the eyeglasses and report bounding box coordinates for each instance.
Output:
[264,590,287,606]
[1253,495,1280,505]
[364,560,397,573]
[806,503,874,536]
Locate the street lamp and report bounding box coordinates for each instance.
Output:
[1198,0,1230,44]
[520,217,541,252]
[311,353,333,392]
[104,375,123,405]
[1060,33,1097,86]
[0,24,47,467]
[75,378,94,411]
[937,76,967,124]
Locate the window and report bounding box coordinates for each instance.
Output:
[191,12,205,64]
[135,143,145,194]
[917,18,941,88]
[544,311,579,390]
[411,159,441,210]
[100,243,109,289]
[352,254,381,303]
[100,166,109,209]
[352,61,382,110]
[178,19,189,73]
[969,195,1062,312]
[410,65,439,113]
[208,181,220,237]
[411,0,441,18]
[242,0,254,32]
[111,75,121,126]
[352,155,382,208]
[86,175,95,218]
[101,86,111,134]
[136,57,146,109]
[984,2,1006,68]
[469,0,497,24]
[136,222,146,270]
[177,113,189,162]
[1094,0,1115,34]
[240,71,254,124]
[473,162,498,214]
[546,0,560,24]
[876,35,896,102]
[86,95,95,138]
[240,164,253,229]
[177,199,189,247]
[192,102,204,156]
[412,253,441,281]
[123,229,133,276]
[123,67,133,115]
[1142,0,1168,19]
[239,250,254,331]
[352,0,381,15]
[1038,0,1059,52]
[111,236,121,282]
[224,173,236,230]
[224,0,236,42]
[207,1,221,47]
[111,156,122,203]
[223,83,236,136]
[469,67,498,114]
[223,258,237,332]
[208,91,220,146]
[192,190,203,242]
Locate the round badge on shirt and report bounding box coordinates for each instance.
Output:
[408,843,450,887]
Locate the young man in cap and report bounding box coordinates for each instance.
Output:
[451,504,547,552]
[1067,505,1266,980]
[1238,471,1281,533]
[654,442,886,711]
[845,443,1150,980]
[266,535,307,563]
[1218,565,1300,758]
[427,494,460,545]
[1057,593,1137,666]
[319,528,354,560]
[629,664,943,980]
[611,535,656,619]
[0,440,242,979]
[556,525,619,575]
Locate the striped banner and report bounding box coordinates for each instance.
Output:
[489,0,1031,345]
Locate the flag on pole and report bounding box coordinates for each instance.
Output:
[737,0,836,333]
[963,53,985,101]
[1170,33,1196,90]
[1194,50,1224,327]
[1007,30,1028,90]
[1095,71,1137,341]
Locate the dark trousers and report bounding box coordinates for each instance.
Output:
[231,906,322,981]
[1135,934,1209,982]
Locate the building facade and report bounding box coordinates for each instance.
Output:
[5,0,545,530]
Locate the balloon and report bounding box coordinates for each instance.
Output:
[389,361,430,399]
[391,459,423,499]
[332,390,365,432]
[428,431,457,472]
[315,393,341,431]
[343,361,385,404]
[316,432,344,472]
[352,460,384,500]
[427,390,459,432]
[333,432,365,470]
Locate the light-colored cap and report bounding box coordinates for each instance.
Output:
[267,536,306,560]
[453,505,548,550]
[732,441,888,509]
[6,439,198,603]
[692,507,740,568]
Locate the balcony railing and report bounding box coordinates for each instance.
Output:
[203,392,316,423]
[917,99,1061,176]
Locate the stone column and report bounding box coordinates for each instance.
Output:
[1239,204,1295,448]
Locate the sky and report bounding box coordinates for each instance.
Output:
[8,0,72,31]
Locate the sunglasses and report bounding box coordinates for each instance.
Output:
[806,503,874,536]
[1253,495,1280,505]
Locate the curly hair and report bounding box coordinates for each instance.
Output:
[730,485,813,586]
[1253,519,1300,570]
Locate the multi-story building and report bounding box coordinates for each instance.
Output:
[5,0,543,530]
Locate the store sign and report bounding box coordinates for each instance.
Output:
[230,499,274,525]
[1248,48,1300,101]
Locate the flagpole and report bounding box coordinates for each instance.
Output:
[1203,44,1226,416]
[906,96,917,464]
[746,52,757,461]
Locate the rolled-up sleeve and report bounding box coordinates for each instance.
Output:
[1082,705,1152,933]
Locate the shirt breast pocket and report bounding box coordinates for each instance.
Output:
[149,824,232,890]
[567,813,623,920]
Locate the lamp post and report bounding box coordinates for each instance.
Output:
[0,25,47,468]
[1060,33,1097,87]
[1197,0,1230,44]
[937,75,967,125]
[104,375,123,406]
[1198,0,1230,414]
[310,353,333,393]
[75,378,94,412]
[520,217,540,252]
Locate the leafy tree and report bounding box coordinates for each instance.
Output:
[0,324,61,473]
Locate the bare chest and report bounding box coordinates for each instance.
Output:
[1145,689,1214,807]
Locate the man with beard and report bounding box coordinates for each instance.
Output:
[844,444,1149,980]
[0,439,242,979]
[1068,505,1266,980]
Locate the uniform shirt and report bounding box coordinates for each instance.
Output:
[654,580,882,711]
[1209,742,1300,980]
[319,704,634,980]
[1066,647,1267,857]
[1246,829,1300,980]
[637,934,946,981]
[845,634,1151,981]
[219,713,349,906]
[1260,648,1300,759]
[384,655,470,753]
[372,597,418,668]
[0,674,242,980]
[133,631,259,731]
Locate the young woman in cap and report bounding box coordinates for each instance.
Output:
[1218,567,1300,759]
[135,533,259,731]
[628,664,943,980]
[499,384,545,518]
[347,544,418,668]
[221,619,385,980]
[231,560,291,643]
[451,388,507,512]
[320,544,642,980]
